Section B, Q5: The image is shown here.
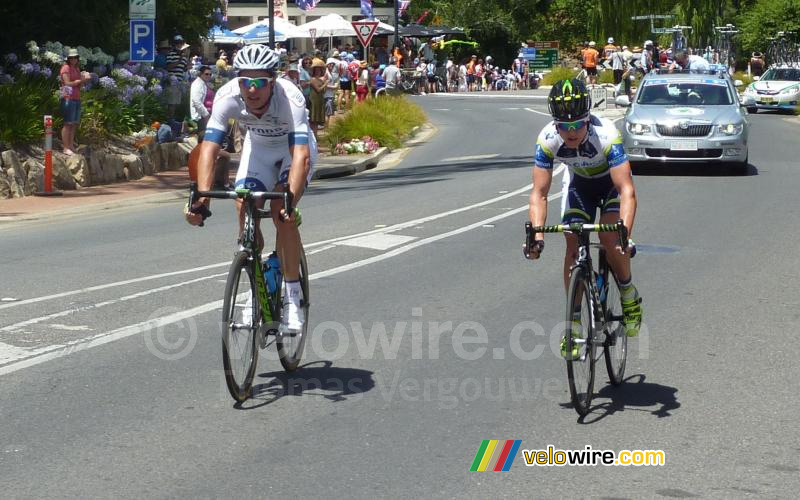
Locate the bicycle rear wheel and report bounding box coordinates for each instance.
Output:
[221,251,259,402]
[601,261,627,386]
[566,266,596,416]
[276,245,309,372]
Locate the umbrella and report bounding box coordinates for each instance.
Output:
[239,25,289,44]
[297,13,390,38]
[232,18,309,40]
[207,25,241,44]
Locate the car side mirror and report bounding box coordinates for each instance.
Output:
[753,76,760,81]
[734,80,744,87]
[615,95,631,107]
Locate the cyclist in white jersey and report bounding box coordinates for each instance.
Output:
[526,79,642,352]
[186,44,316,334]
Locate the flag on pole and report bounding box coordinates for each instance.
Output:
[295,0,320,11]
[399,1,412,16]
[361,0,374,19]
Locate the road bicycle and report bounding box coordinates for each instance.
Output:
[524,220,630,417]
[714,24,739,73]
[189,182,310,402]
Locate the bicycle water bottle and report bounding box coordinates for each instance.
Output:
[596,274,606,302]
[264,252,281,295]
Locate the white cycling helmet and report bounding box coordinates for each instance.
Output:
[233,44,280,72]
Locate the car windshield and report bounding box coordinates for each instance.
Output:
[760,68,800,81]
[637,81,733,106]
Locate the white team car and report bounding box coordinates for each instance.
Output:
[741,66,800,113]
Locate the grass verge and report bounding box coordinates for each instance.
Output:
[325,96,427,151]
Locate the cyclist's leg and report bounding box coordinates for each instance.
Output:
[560,173,592,290]
[271,154,315,281]
[597,188,641,336]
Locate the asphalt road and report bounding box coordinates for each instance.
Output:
[1,92,799,498]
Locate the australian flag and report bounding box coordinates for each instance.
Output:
[296,0,320,11]
[360,0,374,19]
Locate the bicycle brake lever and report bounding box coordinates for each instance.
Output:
[524,222,533,259]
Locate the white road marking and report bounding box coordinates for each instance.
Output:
[49,324,91,332]
[434,94,548,99]
[500,107,520,110]
[432,108,450,111]
[0,273,227,333]
[525,107,551,117]
[1,183,546,311]
[440,153,500,162]
[0,263,230,311]
[336,233,417,251]
[0,187,567,376]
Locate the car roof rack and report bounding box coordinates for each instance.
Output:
[648,67,728,78]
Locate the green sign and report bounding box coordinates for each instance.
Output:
[528,48,559,71]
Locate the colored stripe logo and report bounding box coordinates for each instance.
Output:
[470,440,521,471]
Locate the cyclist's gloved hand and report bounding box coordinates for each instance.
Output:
[185,201,212,227]
[524,240,545,260]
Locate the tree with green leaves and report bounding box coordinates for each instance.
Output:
[0,0,218,56]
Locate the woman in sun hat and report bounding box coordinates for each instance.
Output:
[308,58,328,138]
[59,48,91,155]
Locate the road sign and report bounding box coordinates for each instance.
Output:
[527,49,559,71]
[352,20,379,48]
[590,86,608,109]
[521,47,537,61]
[130,19,155,63]
[129,0,156,19]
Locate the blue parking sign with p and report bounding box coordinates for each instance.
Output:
[130,19,155,63]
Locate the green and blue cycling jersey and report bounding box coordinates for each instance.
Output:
[534,114,629,223]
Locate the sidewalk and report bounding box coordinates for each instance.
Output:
[0,146,392,224]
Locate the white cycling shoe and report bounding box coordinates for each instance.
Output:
[280,297,304,336]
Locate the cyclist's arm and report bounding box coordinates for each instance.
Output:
[196,91,238,193]
[530,139,555,239]
[606,134,636,239]
[284,83,313,204]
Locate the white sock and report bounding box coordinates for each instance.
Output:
[286,280,302,304]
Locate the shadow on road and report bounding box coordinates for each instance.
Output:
[311,155,532,194]
[632,161,759,177]
[234,360,375,409]
[569,373,681,424]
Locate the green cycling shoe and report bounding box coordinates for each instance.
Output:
[622,296,643,337]
[560,320,582,360]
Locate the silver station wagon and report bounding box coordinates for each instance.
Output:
[616,69,749,173]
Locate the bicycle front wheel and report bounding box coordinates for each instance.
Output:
[221,251,259,402]
[276,245,309,372]
[602,264,627,386]
[566,266,596,417]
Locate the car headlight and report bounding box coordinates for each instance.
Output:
[718,123,744,135]
[780,85,799,95]
[626,122,651,135]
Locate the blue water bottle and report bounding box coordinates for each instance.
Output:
[596,274,606,302]
[264,252,281,295]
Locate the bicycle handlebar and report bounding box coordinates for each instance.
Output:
[524,220,630,258]
[188,181,292,227]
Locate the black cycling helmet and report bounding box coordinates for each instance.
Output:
[548,79,591,121]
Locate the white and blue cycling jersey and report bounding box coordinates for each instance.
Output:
[534,114,629,223]
[205,78,317,190]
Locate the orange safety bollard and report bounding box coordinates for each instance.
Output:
[35,115,62,196]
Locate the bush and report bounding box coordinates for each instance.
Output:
[0,73,59,145]
[733,71,754,88]
[325,96,426,151]
[541,66,579,86]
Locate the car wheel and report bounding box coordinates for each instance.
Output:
[729,155,749,175]
[746,107,757,114]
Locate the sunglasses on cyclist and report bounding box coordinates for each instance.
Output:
[555,119,589,132]
[239,75,274,89]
